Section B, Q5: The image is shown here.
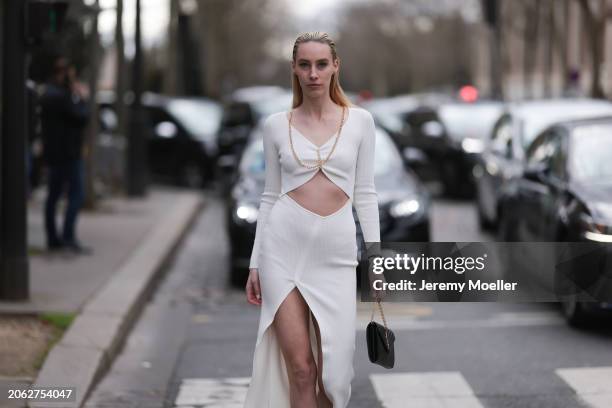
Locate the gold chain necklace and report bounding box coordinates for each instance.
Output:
[288,106,347,169]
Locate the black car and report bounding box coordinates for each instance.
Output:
[216,91,294,194]
[142,93,222,188]
[227,124,431,287]
[362,94,481,197]
[474,98,612,230]
[361,94,451,156]
[498,116,612,325]
[437,101,503,197]
[217,86,289,160]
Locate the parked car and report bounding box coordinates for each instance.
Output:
[217,86,289,160]
[474,98,612,230]
[361,93,452,154]
[497,116,612,325]
[362,94,477,195]
[141,93,222,188]
[216,91,294,194]
[227,122,431,287]
[437,101,504,197]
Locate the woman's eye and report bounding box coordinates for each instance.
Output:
[300,63,309,68]
[318,63,328,68]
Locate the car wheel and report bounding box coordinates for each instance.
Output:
[180,162,204,189]
[561,294,591,327]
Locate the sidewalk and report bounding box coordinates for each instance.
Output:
[0,188,199,314]
[0,187,204,407]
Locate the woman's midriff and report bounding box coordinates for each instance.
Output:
[287,170,350,216]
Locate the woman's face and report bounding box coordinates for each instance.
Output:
[292,41,339,97]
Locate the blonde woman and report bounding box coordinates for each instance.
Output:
[244,32,380,408]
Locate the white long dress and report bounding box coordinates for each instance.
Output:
[244,106,380,408]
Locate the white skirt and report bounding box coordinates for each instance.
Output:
[244,193,359,408]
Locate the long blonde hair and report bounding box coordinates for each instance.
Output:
[291,32,353,109]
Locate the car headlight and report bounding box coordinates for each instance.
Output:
[389,198,421,218]
[235,203,258,224]
[461,138,484,154]
[580,213,612,242]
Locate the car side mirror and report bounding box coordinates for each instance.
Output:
[523,161,550,182]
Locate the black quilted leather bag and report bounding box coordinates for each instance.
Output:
[366,299,395,369]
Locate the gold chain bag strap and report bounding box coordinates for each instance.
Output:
[366,295,395,369]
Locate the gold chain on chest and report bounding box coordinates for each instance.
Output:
[288,106,347,169]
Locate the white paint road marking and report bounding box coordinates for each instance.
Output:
[173,366,612,407]
[174,377,250,407]
[370,371,485,408]
[556,367,612,408]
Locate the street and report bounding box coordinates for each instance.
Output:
[85,186,612,408]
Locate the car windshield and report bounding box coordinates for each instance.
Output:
[374,129,403,175]
[166,99,222,140]
[363,100,416,134]
[439,104,502,142]
[521,103,612,149]
[253,93,293,118]
[569,123,612,183]
[240,128,402,178]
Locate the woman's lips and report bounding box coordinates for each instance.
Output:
[308,84,322,87]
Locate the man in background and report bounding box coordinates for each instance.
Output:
[40,55,92,254]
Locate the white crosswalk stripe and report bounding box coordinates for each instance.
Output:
[173,377,250,407]
[370,371,485,408]
[556,367,612,408]
[173,366,612,407]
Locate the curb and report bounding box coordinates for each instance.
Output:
[28,192,204,408]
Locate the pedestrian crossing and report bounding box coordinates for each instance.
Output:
[557,367,612,408]
[172,366,612,407]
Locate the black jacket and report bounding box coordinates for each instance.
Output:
[40,83,90,165]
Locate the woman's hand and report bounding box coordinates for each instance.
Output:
[246,268,262,306]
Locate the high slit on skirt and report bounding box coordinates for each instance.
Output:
[244,193,359,408]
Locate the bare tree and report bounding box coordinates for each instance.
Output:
[336,1,478,96]
[84,0,102,208]
[115,0,126,137]
[194,0,291,99]
[577,0,610,98]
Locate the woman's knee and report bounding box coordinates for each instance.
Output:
[287,356,317,388]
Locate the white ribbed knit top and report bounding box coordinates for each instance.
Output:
[249,106,380,269]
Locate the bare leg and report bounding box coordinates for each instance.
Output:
[311,312,333,408]
[274,288,318,408]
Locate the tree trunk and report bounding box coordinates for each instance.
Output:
[84,1,102,209]
[523,0,541,99]
[544,0,555,97]
[578,0,607,98]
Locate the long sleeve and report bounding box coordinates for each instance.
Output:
[353,111,380,246]
[249,117,282,269]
